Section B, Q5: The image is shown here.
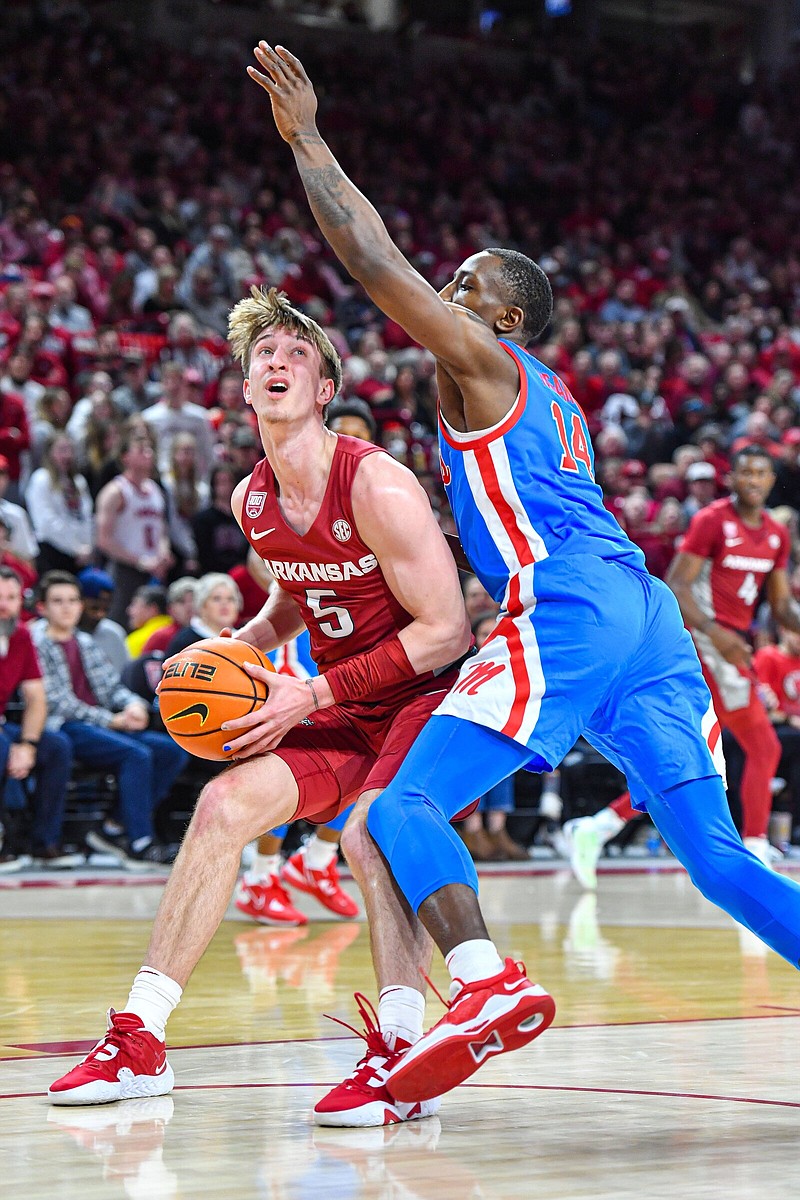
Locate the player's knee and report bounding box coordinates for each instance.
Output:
[191,774,244,840]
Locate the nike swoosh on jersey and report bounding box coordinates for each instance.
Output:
[251,528,277,541]
[725,537,744,546]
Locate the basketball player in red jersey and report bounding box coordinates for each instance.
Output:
[49,288,472,1124]
[564,445,800,886]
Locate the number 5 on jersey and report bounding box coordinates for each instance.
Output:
[551,401,593,478]
[306,588,354,638]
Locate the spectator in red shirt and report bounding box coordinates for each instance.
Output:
[0,565,76,871]
[0,386,30,493]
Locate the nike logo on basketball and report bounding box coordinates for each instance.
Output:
[167,703,209,727]
[251,528,276,541]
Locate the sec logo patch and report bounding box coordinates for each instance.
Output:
[332,519,352,543]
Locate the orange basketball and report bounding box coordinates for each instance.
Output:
[159,637,276,760]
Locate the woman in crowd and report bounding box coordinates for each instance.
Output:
[25,433,94,576]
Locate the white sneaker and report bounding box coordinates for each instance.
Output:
[744,836,781,869]
[561,818,601,890]
[743,840,777,868]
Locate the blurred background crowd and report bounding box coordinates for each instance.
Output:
[3,0,800,867]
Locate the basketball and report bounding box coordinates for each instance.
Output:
[159,637,276,760]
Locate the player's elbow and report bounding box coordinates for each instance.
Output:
[434,612,471,665]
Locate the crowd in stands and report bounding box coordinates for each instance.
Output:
[3,11,800,866]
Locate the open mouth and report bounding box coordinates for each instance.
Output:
[268,380,289,394]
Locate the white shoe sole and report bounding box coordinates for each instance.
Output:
[47,1062,175,1106]
[388,986,555,1102]
[314,1095,441,1127]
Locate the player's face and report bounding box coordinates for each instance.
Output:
[245,328,334,424]
[440,253,509,331]
[730,456,775,509]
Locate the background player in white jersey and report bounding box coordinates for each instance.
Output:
[565,444,800,887]
[48,287,472,1126]
[250,41,800,1107]
[95,430,173,627]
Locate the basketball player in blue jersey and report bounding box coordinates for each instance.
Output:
[252,42,800,1105]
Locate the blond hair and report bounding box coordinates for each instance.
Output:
[228,286,342,394]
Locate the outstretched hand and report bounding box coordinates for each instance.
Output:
[247,42,319,144]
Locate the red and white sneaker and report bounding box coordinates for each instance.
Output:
[314,994,441,1127]
[48,1010,174,1106]
[387,959,555,1102]
[281,850,359,919]
[235,873,308,925]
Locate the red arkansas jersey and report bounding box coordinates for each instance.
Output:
[679,498,790,632]
[752,645,800,718]
[239,435,447,708]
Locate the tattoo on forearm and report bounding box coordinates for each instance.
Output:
[300,165,354,228]
[290,130,325,146]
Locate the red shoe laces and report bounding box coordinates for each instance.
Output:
[85,1014,145,1065]
[323,992,392,1079]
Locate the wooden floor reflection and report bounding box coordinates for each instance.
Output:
[2,863,799,1198]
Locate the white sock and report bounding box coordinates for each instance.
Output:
[303,834,338,872]
[592,807,626,844]
[125,967,183,1039]
[445,939,504,987]
[378,985,425,1050]
[246,853,281,883]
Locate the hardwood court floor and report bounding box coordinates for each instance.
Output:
[2,861,799,1199]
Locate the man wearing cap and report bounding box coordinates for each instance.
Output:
[112,350,161,417]
[77,568,129,675]
[683,460,718,520]
[143,363,216,481]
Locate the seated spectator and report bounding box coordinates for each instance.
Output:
[192,464,249,576]
[142,577,198,655]
[76,567,129,675]
[166,572,243,656]
[0,455,37,563]
[32,571,187,868]
[125,584,171,658]
[25,433,94,576]
[0,566,76,872]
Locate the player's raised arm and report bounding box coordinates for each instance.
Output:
[247,43,496,372]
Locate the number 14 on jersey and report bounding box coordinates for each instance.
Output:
[551,401,594,478]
